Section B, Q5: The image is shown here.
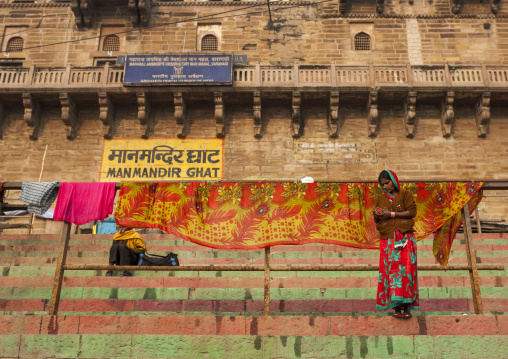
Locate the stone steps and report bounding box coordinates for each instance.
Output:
[0,315,506,358]
[0,234,505,317]
[0,233,506,358]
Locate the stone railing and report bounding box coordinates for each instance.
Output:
[1,63,508,90]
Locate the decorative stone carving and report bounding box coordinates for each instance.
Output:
[128,0,140,26]
[339,0,384,13]
[70,0,95,28]
[492,0,501,14]
[441,91,455,137]
[0,103,5,140]
[328,91,340,138]
[404,91,417,138]
[80,0,95,28]
[99,92,116,139]
[367,91,379,137]
[138,0,151,27]
[253,91,262,139]
[291,91,302,138]
[60,93,81,140]
[215,92,225,138]
[137,92,155,139]
[451,0,461,14]
[174,92,188,139]
[475,92,491,138]
[339,0,347,14]
[23,93,42,141]
[129,0,151,27]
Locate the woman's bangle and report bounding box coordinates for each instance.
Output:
[391,212,396,218]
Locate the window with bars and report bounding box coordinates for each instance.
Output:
[201,35,218,51]
[102,35,120,52]
[354,32,371,51]
[6,37,24,52]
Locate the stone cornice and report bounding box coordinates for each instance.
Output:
[0,1,507,19]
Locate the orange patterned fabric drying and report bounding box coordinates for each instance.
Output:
[115,181,483,265]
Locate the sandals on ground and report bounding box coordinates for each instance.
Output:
[392,309,403,318]
[392,306,412,319]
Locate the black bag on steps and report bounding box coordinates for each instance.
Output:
[138,252,179,267]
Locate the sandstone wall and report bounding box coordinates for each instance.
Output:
[0,1,507,67]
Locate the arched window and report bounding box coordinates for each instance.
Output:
[6,37,24,52]
[354,32,371,51]
[103,35,120,52]
[201,35,218,51]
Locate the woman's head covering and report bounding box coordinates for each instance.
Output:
[378,170,400,200]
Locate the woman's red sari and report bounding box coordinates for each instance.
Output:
[376,229,419,310]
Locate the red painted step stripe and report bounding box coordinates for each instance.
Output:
[0,299,46,311]
[0,314,505,336]
[1,298,505,314]
[35,298,499,313]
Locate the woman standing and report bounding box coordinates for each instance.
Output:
[373,170,419,319]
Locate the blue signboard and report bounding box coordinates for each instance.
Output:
[123,54,232,86]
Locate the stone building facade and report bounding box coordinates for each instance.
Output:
[0,0,507,233]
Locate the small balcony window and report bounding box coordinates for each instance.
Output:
[103,35,120,52]
[201,35,218,51]
[6,37,24,52]
[354,32,371,51]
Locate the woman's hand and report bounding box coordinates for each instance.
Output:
[373,208,390,221]
[377,210,391,220]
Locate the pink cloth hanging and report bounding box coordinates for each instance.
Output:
[53,182,116,225]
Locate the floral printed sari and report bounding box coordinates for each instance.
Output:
[376,228,419,310]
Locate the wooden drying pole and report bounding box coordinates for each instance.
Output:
[462,203,483,314]
[48,221,71,315]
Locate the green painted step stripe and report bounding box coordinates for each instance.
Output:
[2,334,507,359]
[0,287,506,300]
[1,249,507,259]
[1,266,507,278]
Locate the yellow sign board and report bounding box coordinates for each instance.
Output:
[100,138,223,182]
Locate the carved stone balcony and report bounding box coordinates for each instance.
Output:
[0,63,505,141]
[1,63,507,91]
